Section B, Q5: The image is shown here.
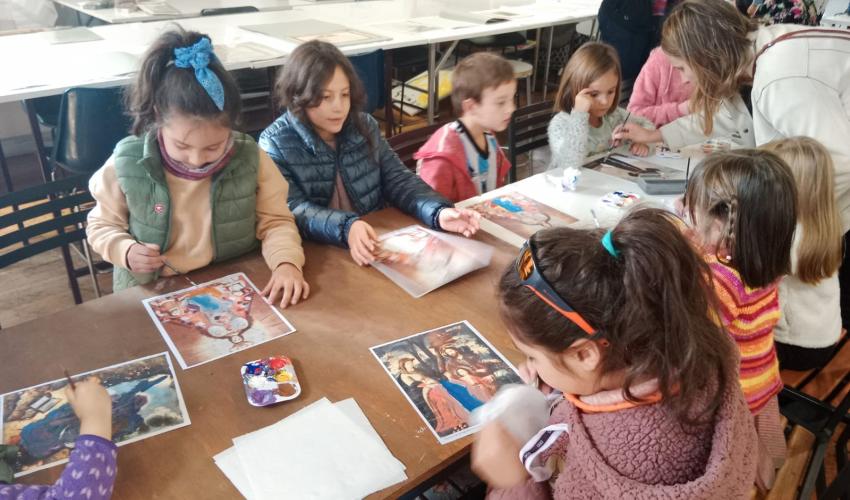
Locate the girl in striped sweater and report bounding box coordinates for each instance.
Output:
[683,150,797,491]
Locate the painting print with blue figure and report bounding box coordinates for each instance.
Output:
[465,190,578,242]
[0,352,190,477]
[370,321,523,444]
[142,273,295,369]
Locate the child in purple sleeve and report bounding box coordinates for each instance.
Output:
[0,378,117,500]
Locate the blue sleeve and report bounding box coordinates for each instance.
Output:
[260,132,358,248]
[373,119,451,229]
[2,435,118,500]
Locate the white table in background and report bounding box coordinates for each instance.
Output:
[0,0,601,108]
[50,0,328,25]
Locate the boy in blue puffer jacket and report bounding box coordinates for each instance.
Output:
[260,41,481,266]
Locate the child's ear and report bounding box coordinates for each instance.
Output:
[461,97,478,115]
[560,338,602,372]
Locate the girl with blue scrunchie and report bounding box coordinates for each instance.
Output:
[259,41,482,267]
[86,29,310,308]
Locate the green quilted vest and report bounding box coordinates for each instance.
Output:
[111,131,259,291]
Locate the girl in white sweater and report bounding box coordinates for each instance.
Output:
[547,42,653,171]
[763,137,844,370]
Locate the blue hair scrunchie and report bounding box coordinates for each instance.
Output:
[601,230,620,258]
[173,37,225,111]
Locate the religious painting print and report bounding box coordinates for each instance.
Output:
[465,191,577,243]
[0,352,189,477]
[142,273,295,369]
[372,226,493,298]
[370,321,523,444]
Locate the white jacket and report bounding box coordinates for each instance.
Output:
[752,24,850,231]
[660,95,755,151]
[776,225,842,349]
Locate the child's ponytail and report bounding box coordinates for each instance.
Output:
[608,209,737,422]
[126,27,242,136]
[499,208,737,423]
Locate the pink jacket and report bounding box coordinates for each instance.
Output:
[488,375,758,499]
[414,123,512,203]
[628,48,694,128]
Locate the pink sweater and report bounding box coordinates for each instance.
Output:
[488,374,758,499]
[627,48,694,128]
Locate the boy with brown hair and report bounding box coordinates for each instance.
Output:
[415,52,516,202]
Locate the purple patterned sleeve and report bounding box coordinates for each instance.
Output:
[0,435,117,500]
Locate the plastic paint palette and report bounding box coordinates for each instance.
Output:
[241,356,301,407]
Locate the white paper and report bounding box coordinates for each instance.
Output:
[214,448,254,499]
[218,398,406,499]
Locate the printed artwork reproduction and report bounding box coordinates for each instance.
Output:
[143,273,295,369]
[371,321,522,444]
[1,352,190,477]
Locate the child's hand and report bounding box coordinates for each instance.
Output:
[127,242,163,273]
[262,263,310,309]
[518,361,553,395]
[66,377,112,440]
[438,208,481,237]
[629,142,650,157]
[471,421,529,489]
[347,220,379,266]
[612,123,662,147]
[573,88,595,113]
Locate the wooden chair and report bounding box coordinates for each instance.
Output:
[507,100,554,182]
[0,174,100,311]
[387,123,444,173]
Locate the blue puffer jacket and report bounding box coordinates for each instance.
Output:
[260,111,451,248]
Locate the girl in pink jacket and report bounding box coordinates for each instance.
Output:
[472,208,758,499]
[627,47,693,127]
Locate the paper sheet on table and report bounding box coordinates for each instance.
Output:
[240,19,390,47]
[214,448,254,499]
[1,50,138,92]
[215,42,284,65]
[217,398,406,499]
[44,27,103,44]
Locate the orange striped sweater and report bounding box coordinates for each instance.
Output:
[708,255,783,415]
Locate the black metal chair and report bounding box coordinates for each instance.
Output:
[50,87,131,179]
[507,100,554,182]
[780,377,850,499]
[0,174,100,311]
[387,123,444,173]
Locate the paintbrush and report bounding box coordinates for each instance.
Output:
[160,259,198,287]
[131,237,197,287]
[605,111,632,162]
[684,157,692,192]
[590,209,600,228]
[62,367,76,390]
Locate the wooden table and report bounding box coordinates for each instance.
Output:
[0,208,523,498]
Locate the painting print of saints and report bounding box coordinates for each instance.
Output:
[0,353,190,477]
[370,321,522,444]
[143,273,295,369]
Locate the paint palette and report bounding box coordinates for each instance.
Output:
[241,356,301,407]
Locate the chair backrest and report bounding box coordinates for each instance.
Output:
[52,87,131,175]
[0,174,94,269]
[507,100,554,182]
[349,49,385,113]
[200,6,259,15]
[387,123,444,173]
